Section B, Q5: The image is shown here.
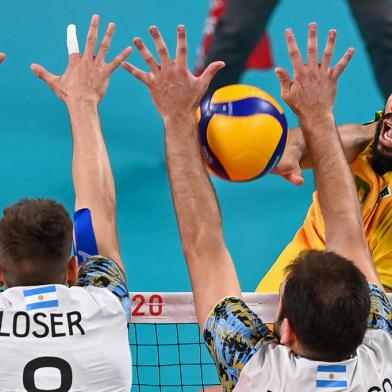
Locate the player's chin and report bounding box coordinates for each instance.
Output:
[376,141,392,158]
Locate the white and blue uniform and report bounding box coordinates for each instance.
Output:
[0,256,132,392]
[0,207,132,392]
[205,284,392,391]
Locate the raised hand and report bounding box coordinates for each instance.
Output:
[31,15,132,105]
[122,25,224,120]
[275,23,354,120]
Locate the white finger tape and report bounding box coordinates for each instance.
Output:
[67,24,80,55]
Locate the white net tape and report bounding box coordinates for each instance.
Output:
[129,292,278,324]
[129,292,392,323]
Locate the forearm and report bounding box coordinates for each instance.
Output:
[165,117,222,250]
[67,100,123,270]
[165,114,241,325]
[68,101,114,208]
[290,122,375,168]
[301,114,381,286]
[304,115,360,229]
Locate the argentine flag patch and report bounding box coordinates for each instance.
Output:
[23,285,59,311]
[316,365,348,390]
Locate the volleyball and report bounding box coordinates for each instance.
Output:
[197,84,288,182]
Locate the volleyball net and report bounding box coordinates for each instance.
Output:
[129,292,279,391]
[129,292,392,391]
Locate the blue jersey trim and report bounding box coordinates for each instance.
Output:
[73,208,99,265]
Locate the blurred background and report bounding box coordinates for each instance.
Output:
[0,0,384,293]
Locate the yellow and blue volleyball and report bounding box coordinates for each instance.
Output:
[197,84,288,182]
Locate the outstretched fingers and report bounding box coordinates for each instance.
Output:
[84,14,100,59]
[199,61,225,87]
[121,62,151,85]
[307,23,318,69]
[108,46,133,73]
[133,37,160,74]
[31,64,57,85]
[275,67,291,94]
[320,30,337,73]
[330,47,355,80]
[285,28,305,77]
[96,23,116,63]
[149,26,171,66]
[176,25,188,71]
[67,24,80,64]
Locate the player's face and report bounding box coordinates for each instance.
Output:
[372,94,392,174]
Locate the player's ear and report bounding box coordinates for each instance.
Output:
[279,318,296,347]
[66,256,79,286]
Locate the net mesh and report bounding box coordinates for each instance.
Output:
[130,323,218,391]
[129,292,279,391]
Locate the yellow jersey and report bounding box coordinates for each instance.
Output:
[257,143,392,292]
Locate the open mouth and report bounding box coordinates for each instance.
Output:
[379,121,392,152]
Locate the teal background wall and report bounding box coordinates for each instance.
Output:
[0,0,383,293]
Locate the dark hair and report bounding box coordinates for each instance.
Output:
[0,198,73,286]
[281,250,370,361]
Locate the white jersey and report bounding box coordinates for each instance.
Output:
[236,328,392,391]
[0,284,132,392]
[204,286,392,392]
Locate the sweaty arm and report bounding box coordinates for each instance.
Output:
[272,120,376,185]
[69,103,130,312]
[291,121,376,168]
[276,24,382,288]
[165,115,241,325]
[69,102,123,272]
[31,16,132,314]
[166,116,275,391]
[121,24,242,327]
[301,114,380,286]
[31,17,131,274]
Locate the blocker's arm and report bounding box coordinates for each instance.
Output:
[122,25,239,328]
[276,24,381,287]
[302,114,380,286]
[31,16,131,273]
[165,115,242,328]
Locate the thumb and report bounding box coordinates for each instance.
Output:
[273,161,304,186]
[285,164,304,186]
[199,61,225,87]
[286,169,304,186]
[275,67,291,94]
[31,64,57,85]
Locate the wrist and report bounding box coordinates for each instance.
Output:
[66,98,99,113]
[164,112,198,131]
[299,112,335,130]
